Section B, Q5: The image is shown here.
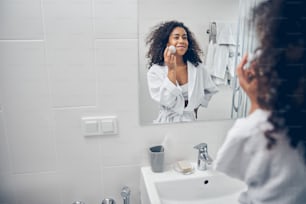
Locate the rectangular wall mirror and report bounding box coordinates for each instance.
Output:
[138,0,241,125]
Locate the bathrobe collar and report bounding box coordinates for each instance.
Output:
[187,61,197,101]
[185,61,204,111]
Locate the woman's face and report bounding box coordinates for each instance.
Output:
[167,26,189,56]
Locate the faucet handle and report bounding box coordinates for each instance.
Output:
[121,186,131,197]
[193,143,207,151]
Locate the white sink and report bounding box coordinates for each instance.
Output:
[140,164,247,204]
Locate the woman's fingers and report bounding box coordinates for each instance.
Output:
[237,53,258,102]
[238,54,256,84]
[163,46,169,57]
[164,47,170,64]
[236,54,248,79]
[247,66,256,81]
[169,53,175,61]
[164,46,176,70]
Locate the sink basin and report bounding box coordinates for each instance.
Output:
[140,164,247,204]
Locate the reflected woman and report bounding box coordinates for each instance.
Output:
[146,21,218,123]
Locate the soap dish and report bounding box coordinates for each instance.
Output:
[173,163,195,175]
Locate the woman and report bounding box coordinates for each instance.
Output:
[146,21,218,123]
[214,0,306,203]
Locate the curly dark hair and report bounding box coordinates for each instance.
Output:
[253,0,306,161]
[145,20,203,69]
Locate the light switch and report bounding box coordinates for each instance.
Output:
[82,118,100,136]
[85,120,99,133]
[101,119,114,133]
[81,116,118,136]
[101,116,118,135]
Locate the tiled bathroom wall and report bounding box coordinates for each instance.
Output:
[0,0,235,204]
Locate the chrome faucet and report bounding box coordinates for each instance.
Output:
[193,143,213,171]
[120,186,131,204]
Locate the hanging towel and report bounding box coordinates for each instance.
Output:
[205,40,216,75]
[216,22,236,45]
[211,45,229,79]
[205,22,237,83]
[227,45,237,77]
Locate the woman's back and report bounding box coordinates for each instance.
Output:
[214,0,306,203]
[214,109,306,204]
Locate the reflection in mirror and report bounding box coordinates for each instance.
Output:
[139,0,240,125]
[232,0,262,118]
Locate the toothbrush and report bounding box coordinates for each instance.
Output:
[161,134,169,152]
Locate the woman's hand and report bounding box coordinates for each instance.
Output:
[237,54,260,114]
[164,46,176,71]
[164,46,177,84]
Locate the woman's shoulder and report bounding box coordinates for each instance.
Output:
[148,64,166,72]
[150,63,165,69]
[188,61,209,72]
[228,109,272,139]
[187,62,203,73]
[187,61,204,68]
[147,64,167,75]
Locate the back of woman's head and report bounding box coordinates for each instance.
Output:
[145,20,202,68]
[253,0,306,160]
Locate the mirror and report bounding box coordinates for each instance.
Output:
[139,0,240,125]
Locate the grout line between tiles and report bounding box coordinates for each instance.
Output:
[0,39,44,42]
[52,105,97,110]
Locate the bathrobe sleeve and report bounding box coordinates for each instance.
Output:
[147,64,185,114]
[200,65,219,107]
[213,118,255,180]
[213,110,273,181]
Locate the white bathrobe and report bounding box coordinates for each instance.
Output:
[214,109,306,204]
[147,61,218,123]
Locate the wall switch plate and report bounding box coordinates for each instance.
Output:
[101,116,118,135]
[84,120,100,134]
[81,117,101,136]
[81,116,118,136]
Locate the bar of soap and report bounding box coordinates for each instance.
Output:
[177,160,193,173]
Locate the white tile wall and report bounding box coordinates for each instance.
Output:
[0,82,3,112]
[0,173,17,204]
[13,173,61,204]
[95,39,138,113]
[0,41,56,174]
[100,140,144,166]
[58,171,103,204]
[0,0,44,39]
[0,0,236,204]
[94,0,138,39]
[43,0,96,108]
[53,109,101,172]
[53,109,104,204]
[0,113,10,173]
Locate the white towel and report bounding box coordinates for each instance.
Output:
[228,45,237,77]
[205,40,216,75]
[206,22,237,82]
[216,22,236,45]
[211,45,229,79]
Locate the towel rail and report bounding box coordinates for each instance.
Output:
[206,22,217,43]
